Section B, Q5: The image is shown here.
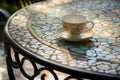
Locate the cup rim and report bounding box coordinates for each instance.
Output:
[62,14,86,24]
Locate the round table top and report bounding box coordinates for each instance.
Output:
[5,0,120,79]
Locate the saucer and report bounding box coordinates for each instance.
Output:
[55,28,94,42]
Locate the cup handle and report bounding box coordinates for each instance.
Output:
[84,21,94,32]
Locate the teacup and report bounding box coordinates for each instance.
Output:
[62,14,94,35]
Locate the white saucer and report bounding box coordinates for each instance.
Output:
[55,28,94,42]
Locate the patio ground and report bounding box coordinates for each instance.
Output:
[0,42,9,80]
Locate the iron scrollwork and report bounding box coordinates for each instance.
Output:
[13,49,59,80]
[5,43,83,80]
[8,47,82,80]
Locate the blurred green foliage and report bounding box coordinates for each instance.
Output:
[0,0,18,14]
[0,0,46,14]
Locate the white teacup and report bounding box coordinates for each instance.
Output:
[62,14,94,35]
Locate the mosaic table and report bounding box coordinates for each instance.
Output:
[5,0,120,80]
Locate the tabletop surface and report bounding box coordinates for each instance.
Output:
[6,0,120,77]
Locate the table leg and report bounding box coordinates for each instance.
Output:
[5,42,15,80]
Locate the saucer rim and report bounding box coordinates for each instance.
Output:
[55,28,94,42]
